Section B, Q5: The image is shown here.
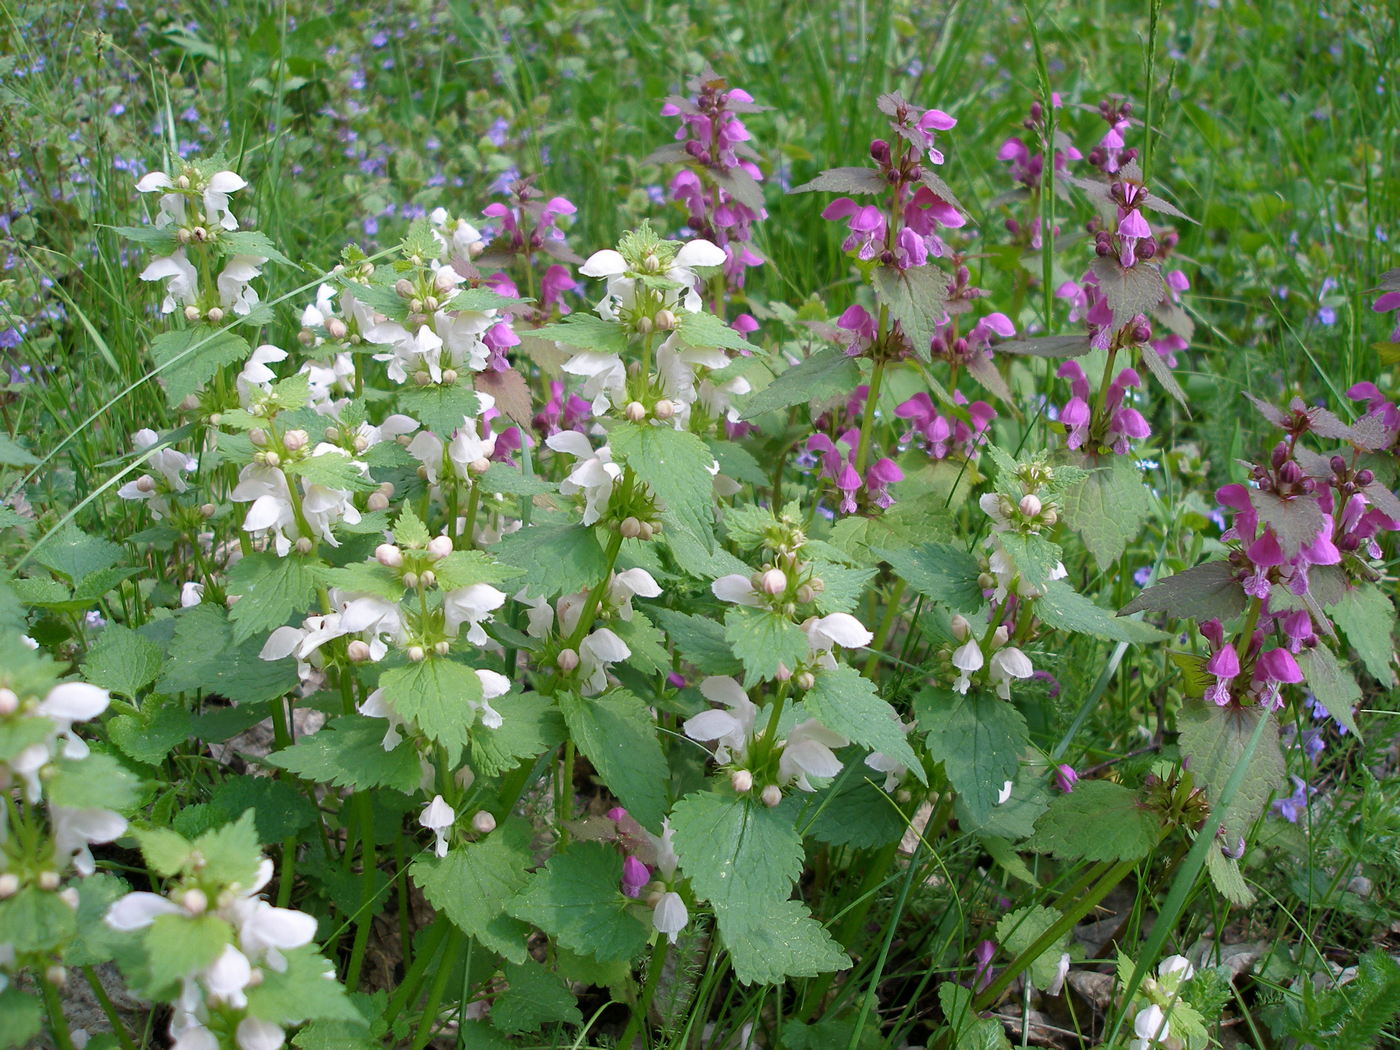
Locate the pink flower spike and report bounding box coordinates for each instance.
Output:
[1256,647,1304,685]
[1246,528,1286,567]
[1206,645,1240,679]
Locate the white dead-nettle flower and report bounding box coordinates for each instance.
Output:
[864,710,915,790]
[369,320,446,385]
[420,795,455,858]
[217,255,267,317]
[236,344,288,406]
[231,464,297,556]
[140,249,199,314]
[803,613,874,663]
[578,627,630,695]
[13,682,112,802]
[429,207,484,259]
[608,568,662,620]
[116,428,196,519]
[180,581,206,608]
[654,333,730,424]
[560,347,627,417]
[135,168,247,231]
[51,806,128,877]
[547,431,621,526]
[778,718,848,791]
[710,573,762,607]
[988,645,1034,699]
[986,540,1067,603]
[474,668,511,730]
[643,818,688,943]
[442,583,508,646]
[683,676,758,764]
[996,780,1015,805]
[951,637,984,695]
[579,237,725,321]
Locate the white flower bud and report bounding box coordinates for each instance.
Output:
[0,873,19,898]
[191,225,207,242]
[795,584,815,604]
[950,614,970,641]
[643,252,661,272]
[638,521,655,541]
[402,572,419,590]
[1041,507,1058,526]
[441,368,458,386]
[471,811,497,834]
[795,671,815,691]
[624,401,647,422]
[407,645,426,662]
[469,457,491,475]
[395,279,414,298]
[177,227,192,244]
[427,535,454,560]
[414,371,433,387]
[423,296,440,313]
[200,503,216,519]
[556,648,580,672]
[774,662,792,681]
[730,769,754,794]
[183,305,202,322]
[298,328,315,346]
[135,474,156,493]
[634,315,654,335]
[206,307,225,325]
[0,688,17,716]
[375,544,403,568]
[759,568,787,595]
[654,308,678,331]
[992,625,1010,648]
[249,428,268,447]
[346,640,372,663]
[419,570,436,589]
[326,318,348,340]
[45,965,66,988]
[38,871,61,891]
[367,491,390,512]
[761,785,782,808]
[294,536,313,555]
[653,399,676,420]
[434,640,451,656]
[263,451,281,468]
[283,429,309,453]
[353,434,369,453]
[181,888,208,915]
[619,516,642,539]
[1018,493,1042,518]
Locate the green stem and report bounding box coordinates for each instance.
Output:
[82,967,137,1050]
[862,577,906,678]
[343,791,378,991]
[382,920,449,1029]
[563,527,625,651]
[409,930,464,1050]
[618,938,671,1049]
[457,484,481,548]
[853,354,888,475]
[42,973,76,1050]
[848,834,924,1050]
[558,738,576,833]
[973,856,1138,1010]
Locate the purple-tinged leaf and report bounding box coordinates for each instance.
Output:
[1118,560,1246,620]
[997,335,1094,358]
[1250,490,1325,558]
[872,264,949,362]
[1139,343,1189,409]
[713,165,766,212]
[1091,256,1167,329]
[790,167,886,195]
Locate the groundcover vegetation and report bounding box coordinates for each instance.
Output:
[1,1,1398,1047]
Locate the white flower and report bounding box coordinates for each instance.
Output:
[804,613,874,653]
[203,944,253,1008]
[181,581,205,607]
[140,250,198,314]
[655,333,729,421]
[560,349,627,416]
[1157,955,1195,982]
[778,718,848,791]
[442,583,507,646]
[578,627,630,695]
[1046,952,1071,997]
[429,207,483,258]
[1132,1004,1169,1046]
[237,344,287,405]
[357,687,405,750]
[711,574,761,607]
[547,431,621,526]
[202,170,248,231]
[105,892,183,931]
[653,892,689,945]
[988,646,1033,699]
[234,1016,285,1050]
[864,711,914,790]
[996,780,1014,805]
[420,795,455,858]
[475,669,510,729]
[51,807,127,877]
[683,677,757,763]
[609,568,661,620]
[951,638,984,694]
[218,255,266,316]
[579,238,725,320]
[232,463,296,556]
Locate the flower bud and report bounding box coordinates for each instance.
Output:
[206,307,225,325]
[423,296,439,313]
[395,278,414,298]
[653,399,676,420]
[59,887,80,910]
[346,640,373,663]
[434,640,451,656]
[992,625,1010,647]
[638,521,655,541]
[406,645,426,662]
[177,227,193,244]
[283,429,309,453]
[263,451,281,468]
[375,543,403,568]
[181,888,209,915]
[427,535,454,560]
[951,614,970,641]
[643,252,661,272]
[774,662,792,682]
[0,873,18,898]
[795,584,815,604]
[730,769,754,793]
[761,784,782,808]
[0,688,17,716]
[759,568,787,595]
[414,370,433,387]
[795,671,815,691]
[134,474,156,494]
[1356,468,1374,486]
[557,648,580,672]
[624,401,647,422]
[472,811,497,835]
[295,537,314,555]
[1278,460,1303,486]
[402,572,421,591]
[620,516,643,539]
[327,318,348,340]
[1041,507,1057,526]
[441,369,458,386]
[248,428,268,447]
[184,305,202,322]
[38,871,61,892]
[634,315,654,335]
[45,965,67,988]
[655,309,678,331]
[1018,493,1042,518]
[367,491,390,512]
[420,571,437,589]
[191,225,208,242]
[469,457,491,475]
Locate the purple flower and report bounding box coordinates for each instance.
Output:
[621,856,650,898]
[1271,774,1315,823]
[1054,765,1078,793]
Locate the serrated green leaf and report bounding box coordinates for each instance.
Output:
[314,561,403,601]
[996,533,1064,590]
[208,776,318,844]
[810,561,877,615]
[397,384,481,435]
[873,264,948,361]
[1118,560,1246,621]
[469,692,566,777]
[0,885,78,953]
[0,432,39,466]
[676,311,758,352]
[284,450,375,492]
[800,777,906,849]
[111,224,180,251]
[804,664,924,783]
[434,549,522,590]
[997,905,1069,990]
[610,422,716,552]
[158,603,299,705]
[918,688,1027,828]
[1296,646,1361,738]
[652,608,743,676]
[191,811,264,887]
[1037,579,1167,643]
[48,752,143,812]
[226,552,320,642]
[718,898,850,985]
[724,606,809,687]
[1178,700,1284,842]
[268,715,424,793]
[506,841,650,962]
[708,439,768,487]
[479,462,558,496]
[132,826,194,877]
[392,504,431,548]
[1027,781,1158,861]
[378,657,482,762]
[533,313,629,355]
[246,945,359,1024]
[1061,455,1151,567]
[33,524,123,583]
[411,823,533,963]
[149,326,251,408]
[491,960,583,1033]
[82,624,163,698]
[558,689,669,830]
[739,346,861,419]
[491,523,610,598]
[1204,848,1255,906]
[1331,585,1395,687]
[65,874,131,968]
[671,792,803,909]
[613,612,670,675]
[145,913,231,990]
[879,542,984,614]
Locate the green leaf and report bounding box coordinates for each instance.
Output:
[610,422,716,552]
[739,347,861,419]
[671,792,802,910]
[66,873,133,967]
[479,462,558,496]
[0,432,39,466]
[246,945,360,1024]
[392,504,431,548]
[149,326,251,408]
[82,624,163,698]
[208,776,318,844]
[33,524,123,583]
[558,689,669,830]
[917,688,1027,828]
[1204,848,1255,906]
[1118,560,1246,621]
[997,533,1064,590]
[804,664,924,783]
[938,983,1012,1050]
[157,603,300,705]
[191,810,264,887]
[0,885,77,953]
[226,552,320,643]
[397,384,481,436]
[491,960,583,1034]
[469,692,567,777]
[1061,455,1151,567]
[434,549,522,590]
[491,523,610,598]
[145,913,232,991]
[652,608,743,676]
[111,224,180,251]
[1296,646,1362,738]
[1331,586,1395,687]
[676,311,759,353]
[269,716,424,793]
[1037,580,1168,643]
[411,823,533,963]
[1178,700,1285,842]
[506,841,650,962]
[719,898,850,985]
[284,450,376,492]
[1027,781,1158,862]
[613,612,670,675]
[533,313,629,356]
[1091,255,1167,330]
[879,543,984,614]
[48,752,143,812]
[873,264,948,361]
[800,777,906,849]
[810,562,878,615]
[997,905,1070,990]
[0,986,42,1047]
[725,606,809,687]
[132,826,194,878]
[314,561,403,602]
[708,439,768,487]
[378,657,482,763]
[220,229,294,266]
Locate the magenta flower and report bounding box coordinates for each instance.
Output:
[836,304,877,356]
[1054,764,1078,793]
[865,458,903,509]
[822,198,887,260]
[621,855,650,898]
[1057,361,1092,449]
